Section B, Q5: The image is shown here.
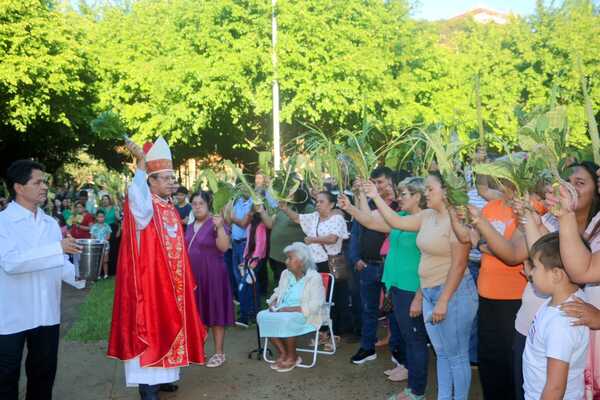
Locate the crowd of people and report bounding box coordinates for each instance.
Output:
[3,136,600,400]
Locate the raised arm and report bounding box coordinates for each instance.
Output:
[476,174,503,202]
[124,139,153,230]
[448,207,473,244]
[338,194,390,233]
[363,181,421,232]
[230,202,252,228]
[127,169,154,230]
[469,205,528,265]
[278,201,299,224]
[256,204,274,229]
[213,215,230,253]
[551,185,600,283]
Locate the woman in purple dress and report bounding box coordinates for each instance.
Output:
[186,191,234,368]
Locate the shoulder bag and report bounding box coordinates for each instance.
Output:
[316,218,349,281]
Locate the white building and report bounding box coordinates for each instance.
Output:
[449,6,510,25]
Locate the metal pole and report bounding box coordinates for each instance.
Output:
[272,0,281,171]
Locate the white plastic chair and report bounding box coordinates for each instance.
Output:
[262,272,336,368]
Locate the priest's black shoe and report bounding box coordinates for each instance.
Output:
[159,383,179,392]
[138,384,159,400]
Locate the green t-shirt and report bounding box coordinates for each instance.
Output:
[63,209,72,226]
[269,204,315,263]
[382,211,421,293]
[100,206,117,226]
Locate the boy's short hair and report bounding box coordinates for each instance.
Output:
[95,210,105,217]
[530,232,590,270]
[175,186,188,195]
[530,232,563,270]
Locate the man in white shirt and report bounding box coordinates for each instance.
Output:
[0,160,83,400]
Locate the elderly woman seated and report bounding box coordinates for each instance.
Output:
[257,242,326,372]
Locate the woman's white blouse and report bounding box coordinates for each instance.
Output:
[299,212,349,263]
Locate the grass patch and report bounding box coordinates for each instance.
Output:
[65,279,115,342]
[65,261,275,341]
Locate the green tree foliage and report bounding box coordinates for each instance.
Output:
[0,0,106,172]
[0,0,598,174]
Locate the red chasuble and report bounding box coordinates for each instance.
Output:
[107,195,206,367]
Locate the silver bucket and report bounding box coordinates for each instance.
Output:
[76,239,105,281]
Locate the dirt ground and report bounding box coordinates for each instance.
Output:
[20,284,483,400]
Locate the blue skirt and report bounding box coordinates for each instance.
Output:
[257,310,316,338]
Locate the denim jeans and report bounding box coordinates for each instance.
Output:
[224,248,237,301]
[350,260,363,336]
[359,262,403,352]
[422,274,478,400]
[388,309,404,357]
[238,260,264,323]
[231,239,246,288]
[468,260,480,364]
[390,287,429,396]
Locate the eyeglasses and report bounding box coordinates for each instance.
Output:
[155,174,177,182]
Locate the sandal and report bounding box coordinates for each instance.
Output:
[309,332,331,347]
[205,353,225,368]
[276,356,302,373]
[392,388,424,400]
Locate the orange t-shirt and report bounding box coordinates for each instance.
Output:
[478,199,527,300]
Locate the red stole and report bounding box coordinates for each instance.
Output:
[107,195,206,367]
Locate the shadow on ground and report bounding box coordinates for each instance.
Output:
[22,284,483,400]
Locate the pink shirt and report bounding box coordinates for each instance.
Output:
[244,223,268,266]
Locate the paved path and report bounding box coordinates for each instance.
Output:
[22,284,484,400]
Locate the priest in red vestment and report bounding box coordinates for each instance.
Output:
[107,136,206,400]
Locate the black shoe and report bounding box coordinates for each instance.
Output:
[235,320,249,328]
[159,383,178,392]
[391,349,405,366]
[350,348,377,365]
[139,384,159,400]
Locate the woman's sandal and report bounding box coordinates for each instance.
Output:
[388,388,425,400]
[276,356,302,373]
[205,353,226,368]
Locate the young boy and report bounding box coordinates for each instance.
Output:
[523,232,589,400]
[90,210,112,279]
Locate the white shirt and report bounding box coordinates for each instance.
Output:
[299,212,348,263]
[0,201,79,334]
[523,289,589,400]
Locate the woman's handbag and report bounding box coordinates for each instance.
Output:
[315,218,349,281]
[325,251,349,281]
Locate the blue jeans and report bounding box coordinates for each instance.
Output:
[468,260,480,364]
[349,260,362,336]
[224,249,236,301]
[422,274,478,400]
[388,309,404,357]
[238,260,264,323]
[390,287,429,396]
[231,239,246,287]
[359,262,403,352]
